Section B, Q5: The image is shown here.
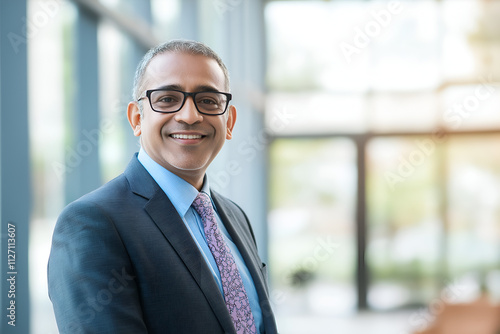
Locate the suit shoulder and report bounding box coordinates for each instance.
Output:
[79,173,130,201]
[212,190,247,216]
[60,173,131,216]
[211,190,256,242]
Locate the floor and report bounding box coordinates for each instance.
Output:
[276,310,417,334]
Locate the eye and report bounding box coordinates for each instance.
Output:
[198,98,218,105]
[157,95,179,103]
[196,92,223,108]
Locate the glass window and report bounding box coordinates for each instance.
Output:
[98,21,139,182]
[447,135,500,279]
[369,92,439,132]
[442,0,500,81]
[266,1,370,93]
[266,1,442,93]
[265,0,500,327]
[269,138,357,317]
[440,85,500,131]
[28,1,75,332]
[266,92,368,135]
[366,137,442,309]
[265,0,500,134]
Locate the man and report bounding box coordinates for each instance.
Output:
[48,40,278,334]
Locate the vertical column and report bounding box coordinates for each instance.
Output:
[436,137,449,285]
[240,0,269,263]
[213,0,270,261]
[179,0,199,40]
[65,5,101,203]
[0,0,31,332]
[120,0,151,158]
[355,135,368,310]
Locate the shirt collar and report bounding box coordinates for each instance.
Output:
[137,148,211,218]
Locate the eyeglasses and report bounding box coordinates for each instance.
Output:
[137,89,232,116]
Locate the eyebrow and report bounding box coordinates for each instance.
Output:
[152,84,222,93]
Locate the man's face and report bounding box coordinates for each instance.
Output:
[127,52,236,189]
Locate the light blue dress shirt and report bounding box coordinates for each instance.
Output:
[138,149,263,332]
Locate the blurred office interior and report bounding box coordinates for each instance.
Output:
[1,0,500,333]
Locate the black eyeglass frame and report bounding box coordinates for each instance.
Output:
[137,89,232,116]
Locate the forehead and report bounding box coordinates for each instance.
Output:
[143,52,226,91]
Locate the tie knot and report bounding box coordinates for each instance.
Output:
[192,192,212,217]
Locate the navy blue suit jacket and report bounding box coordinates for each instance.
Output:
[48,155,278,333]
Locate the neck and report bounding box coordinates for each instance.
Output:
[170,168,205,191]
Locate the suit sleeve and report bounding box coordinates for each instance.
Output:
[48,200,147,334]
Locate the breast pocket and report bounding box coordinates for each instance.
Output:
[260,262,269,282]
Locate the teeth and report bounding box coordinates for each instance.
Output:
[171,134,203,139]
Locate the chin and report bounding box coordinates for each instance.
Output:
[169,160,210,172]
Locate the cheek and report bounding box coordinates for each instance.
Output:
[216,118,228,135]
[142,115,167,137]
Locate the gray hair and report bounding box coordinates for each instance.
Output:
[132,39,230,102]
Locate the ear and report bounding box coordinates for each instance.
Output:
[225,105,237,140]
[127,101,142,137]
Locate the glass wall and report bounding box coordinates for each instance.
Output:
[447,136,500,279]
[18,0,500,332]
[265,0,500,325]
[367,137,442,309]
[268,138,357,314]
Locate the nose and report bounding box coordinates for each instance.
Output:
[173,96,203,124]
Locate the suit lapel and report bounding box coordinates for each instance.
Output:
[212,192,279,333]
[124,157,236,333]
[212,193,265,283]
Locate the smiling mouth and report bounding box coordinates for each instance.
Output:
[170,134,204,140]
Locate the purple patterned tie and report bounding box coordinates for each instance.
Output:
[192,192,257,334]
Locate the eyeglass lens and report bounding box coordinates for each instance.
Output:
[149,90,228,114]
